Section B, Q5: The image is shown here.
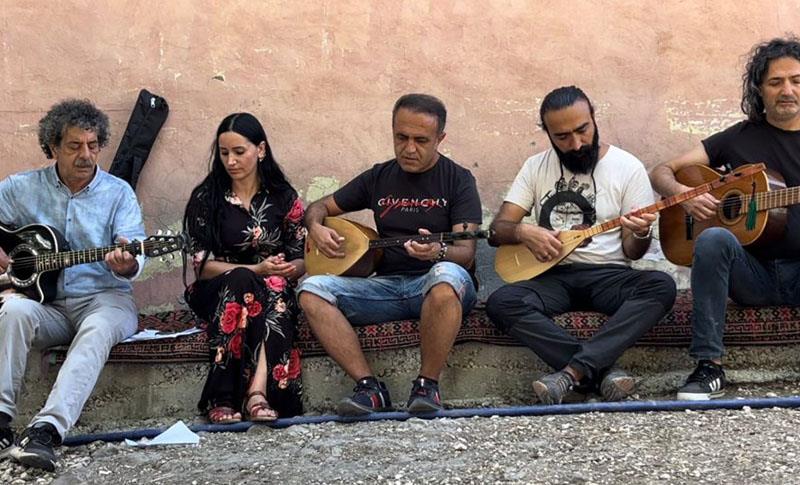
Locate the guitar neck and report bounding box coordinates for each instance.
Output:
[584,164,765,238]
[756,185,800,211]
[36,242,143,271]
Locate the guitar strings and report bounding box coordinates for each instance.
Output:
[690,189,800,212]
[8,240,179,269]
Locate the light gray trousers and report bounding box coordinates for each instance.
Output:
[0,290,137,439]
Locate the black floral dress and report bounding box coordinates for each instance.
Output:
[184,185,305,417]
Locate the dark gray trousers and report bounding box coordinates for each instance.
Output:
[486,263,676,382]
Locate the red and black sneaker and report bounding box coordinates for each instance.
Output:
[337,378,394,416]
[406,377,443,414]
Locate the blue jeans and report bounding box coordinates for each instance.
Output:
[691,227,800,360]
[297,262,477,326]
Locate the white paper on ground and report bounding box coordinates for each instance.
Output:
[124,420,200,447]
[121,327,202,343]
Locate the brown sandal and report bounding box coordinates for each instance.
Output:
[208,405,242,424]
[243,391,278,422]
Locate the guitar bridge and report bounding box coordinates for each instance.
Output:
[685,214,694,240]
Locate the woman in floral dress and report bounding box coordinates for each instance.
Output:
[183,113,305,423]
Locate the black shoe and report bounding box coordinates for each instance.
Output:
[14,423,61,472]
[406,378,443,414]
[337,378,394,416]
[0,426,14,462]
[533,370,576,405]
[599,369,636,402]
[677,360,726,401]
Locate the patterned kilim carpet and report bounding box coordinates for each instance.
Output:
[45,290,800,364]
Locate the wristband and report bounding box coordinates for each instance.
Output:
[632,225,653,240]
[433,242,448,263]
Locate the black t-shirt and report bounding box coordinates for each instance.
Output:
[703,119,800,258]
[333,155,482,276]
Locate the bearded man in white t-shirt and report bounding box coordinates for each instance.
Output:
[486,86,677,405]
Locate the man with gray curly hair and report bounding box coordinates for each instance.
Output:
[0,99,145,471]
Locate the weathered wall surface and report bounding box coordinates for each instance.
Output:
[1,1,798,310]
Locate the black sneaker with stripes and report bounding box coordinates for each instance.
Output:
[0,426,14,462]
[677,360,726,401]
[14,423,61,472]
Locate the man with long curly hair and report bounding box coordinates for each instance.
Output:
[651,36,800,400]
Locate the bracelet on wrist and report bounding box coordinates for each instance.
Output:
[632,225,653,240]
[433,242,448,263]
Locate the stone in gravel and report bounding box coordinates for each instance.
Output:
[89,444,120,459]
[286,426,310,436]
[572,471,589,482]
[245,425,274,436]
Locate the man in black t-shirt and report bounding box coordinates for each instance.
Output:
[651,36,800,400]
[298,94,482,415]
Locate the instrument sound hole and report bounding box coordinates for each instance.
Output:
[8,249,34,280]
[720,194,743,221]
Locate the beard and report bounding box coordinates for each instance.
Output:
[553,128,600,174]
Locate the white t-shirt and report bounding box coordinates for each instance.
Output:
[504,145,654,266]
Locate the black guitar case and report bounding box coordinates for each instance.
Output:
[109,89,169,190]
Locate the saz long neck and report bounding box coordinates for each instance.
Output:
[367,231,488,249]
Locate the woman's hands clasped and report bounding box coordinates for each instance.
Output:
[255,253,297,278]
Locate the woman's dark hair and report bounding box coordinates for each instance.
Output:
[183,113,294,267]
[741,35,800,122]
[538,86,595,132]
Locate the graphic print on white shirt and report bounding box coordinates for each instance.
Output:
[538,175,597,231]
[504,146,655,266]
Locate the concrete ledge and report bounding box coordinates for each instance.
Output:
[16,342,800,426]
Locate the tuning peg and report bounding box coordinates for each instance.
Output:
[157,229,163,235]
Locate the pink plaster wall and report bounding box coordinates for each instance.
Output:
[1,1,798,309]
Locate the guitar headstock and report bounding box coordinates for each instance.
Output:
[142,231,187,257]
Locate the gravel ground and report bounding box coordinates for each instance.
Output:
[3,384,800,484]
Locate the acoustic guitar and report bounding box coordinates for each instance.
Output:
[305,216,490,277]
[659,164,797,266]
[0,222,185,303]
[494,163,766,283]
